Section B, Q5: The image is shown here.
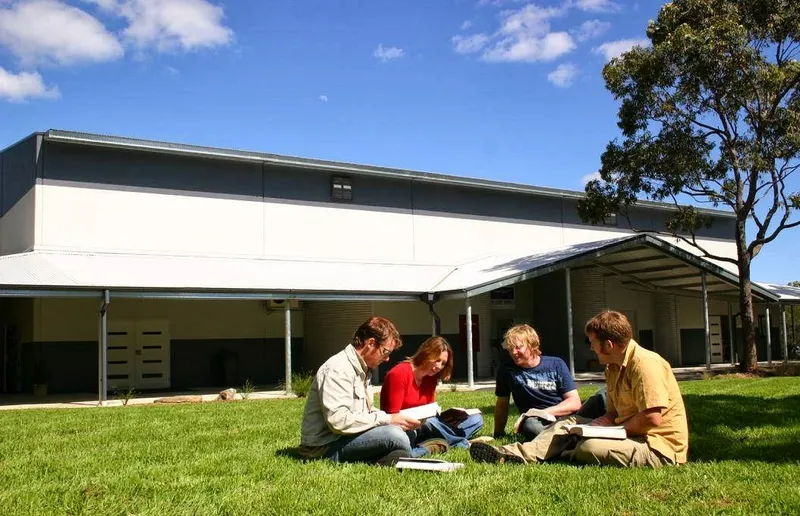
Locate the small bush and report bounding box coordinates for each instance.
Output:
[112,386,137,406]
[281,371,314,397]
[240,379,255,400]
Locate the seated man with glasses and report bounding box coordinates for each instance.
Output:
[299,316,421,465]
[493,324,606,441]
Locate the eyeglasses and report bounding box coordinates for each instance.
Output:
[378,345,393,357]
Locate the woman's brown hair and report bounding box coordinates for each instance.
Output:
[408,336,454,381]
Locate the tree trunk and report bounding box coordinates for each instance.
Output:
[737,261,758,372]
[735,217,758,372]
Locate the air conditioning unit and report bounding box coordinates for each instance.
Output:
[266,299,301,310]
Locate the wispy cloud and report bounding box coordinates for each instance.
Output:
[318,94,328,102]
[581,171,602,185]
[85,0,234,52]
[460,20,472,31]
[455,4,575,63]
[593,37,650,61]
[0,0,123,66]
[573,19,611,41]
[574,0,621,13]
[0,66,60,102]
[373,43,405,62]
[547,62,577,87]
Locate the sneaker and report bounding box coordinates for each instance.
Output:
[419,438,449,455]
[469,442,526,465]
[375,449,411,467]
[468,436,495,445]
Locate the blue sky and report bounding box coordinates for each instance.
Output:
[0,0,797,284]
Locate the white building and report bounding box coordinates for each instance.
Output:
[0,130,795,397]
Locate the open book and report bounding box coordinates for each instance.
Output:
[564,424,627,440]
[398,402,481,428]
[512,408,557,433]
[395,457,465,473]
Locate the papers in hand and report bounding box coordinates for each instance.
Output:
[395,457,465,473]
[564,424,627,440]
[512,408,557,434]
[398,403,481,427]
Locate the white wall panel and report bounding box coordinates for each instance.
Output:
[39,184,264,256]
[0,187,36,255]
[263,201,415,261]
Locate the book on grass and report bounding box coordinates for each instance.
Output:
[398,402,481,428]
[394,457,465,473]
[564,424,627,440]
[512,408,557,433]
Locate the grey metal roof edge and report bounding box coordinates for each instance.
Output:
[0,131,45,154]
[0,286,422,301]
[42,129,735,219]
[433,233,780,302]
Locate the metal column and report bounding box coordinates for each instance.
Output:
[766,305,772,365]
[781,304,788,364]
[727,302,735,366]
[432,316,436,337]
[565,268,575,377]
[702,273,711,370]
[285,303,292,395]
[98,290,110,406]
[465,298,474,389]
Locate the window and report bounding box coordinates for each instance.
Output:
[331,176,353,202]
[603,213,618,226]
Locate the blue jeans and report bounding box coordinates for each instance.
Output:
[407,413,485,457]
[325,425,411,463]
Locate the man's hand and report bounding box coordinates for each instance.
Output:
[590,414,616,426]
[389,413,421,430]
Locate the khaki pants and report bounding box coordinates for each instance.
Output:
[499,416,673,468]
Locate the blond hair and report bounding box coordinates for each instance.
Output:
[502,324,542,357]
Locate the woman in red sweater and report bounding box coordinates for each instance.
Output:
[380,336,484,456]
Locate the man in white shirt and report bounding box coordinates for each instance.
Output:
[299,316,420,465]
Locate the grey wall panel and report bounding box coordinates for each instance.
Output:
[20,341,96,394]
[413,181,563,223]
[170,337,303,389]
[531,270,570,363]
[44,142,263,199]
[0,135,37,216]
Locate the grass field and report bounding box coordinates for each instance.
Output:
[1,378,800,515]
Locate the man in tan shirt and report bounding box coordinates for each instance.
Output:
[471,310,688,467]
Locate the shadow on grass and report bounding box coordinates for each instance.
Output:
[685,393,800,463]
[276,446,308,462]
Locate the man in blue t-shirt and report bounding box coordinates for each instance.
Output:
[493,324,605,441]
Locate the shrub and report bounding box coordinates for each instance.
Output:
[281,371,314,397]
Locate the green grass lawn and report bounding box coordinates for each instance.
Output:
[2,378,800,515]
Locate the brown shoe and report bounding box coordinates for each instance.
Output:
[468,436,495,445]
[469,442,526,465]
[420,438,449,455]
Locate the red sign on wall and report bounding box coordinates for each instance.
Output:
[458,314,480,353]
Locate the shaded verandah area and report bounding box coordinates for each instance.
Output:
[0,233,796,406]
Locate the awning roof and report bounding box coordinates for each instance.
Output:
[755,283,800,305]
[0,234,782,302]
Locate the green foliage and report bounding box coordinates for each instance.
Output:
[577,0,800,371]
[240,379,255,400]
[1,381,800,514]
[111,385,136,406]
[281,371,314,397]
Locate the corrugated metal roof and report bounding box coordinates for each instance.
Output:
[0,234,780,302]
[38,129,736,218]
[756,283,800,304]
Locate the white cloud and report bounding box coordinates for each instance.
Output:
[318,94,328,102]
[574,0,621,13]
[0,0,123,66]
[0,66,59,102]
[593,38,650,61]
[87,0,234,52]
[460,20,472,31]
[373,43,405,62]
[581,171,602,185]
[455,4,575,63]
[574,19,610,41]
[452,33,489,54]
[547,62,577,87]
